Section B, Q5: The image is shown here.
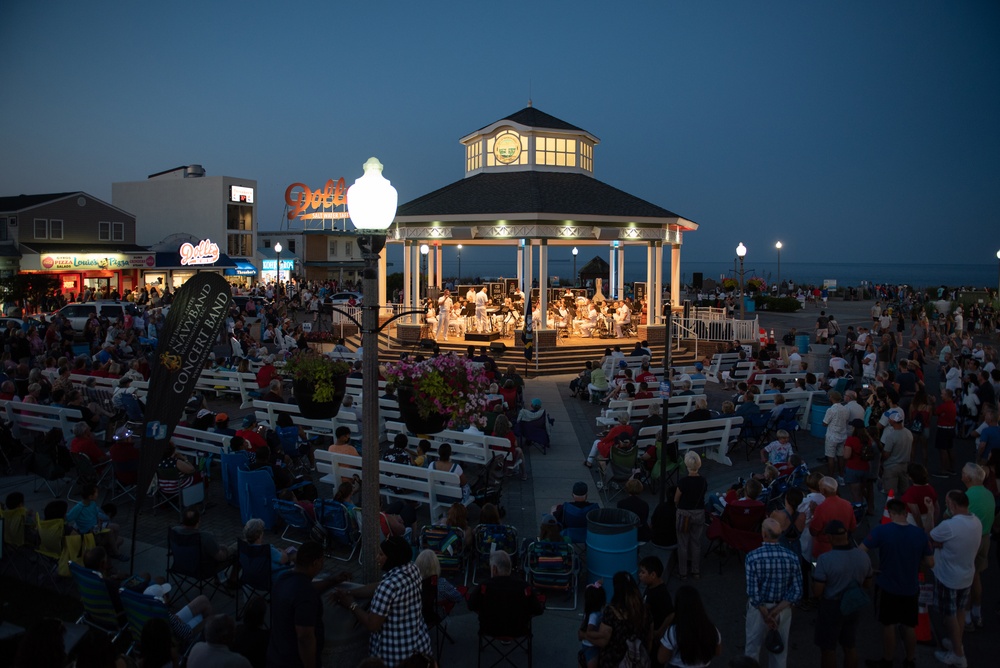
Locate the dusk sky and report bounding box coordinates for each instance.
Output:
[2,1,998,278]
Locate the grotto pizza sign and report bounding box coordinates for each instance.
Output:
[36,252,155,271]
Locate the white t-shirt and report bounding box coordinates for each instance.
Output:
[930,513,982,590]
[824,403,851,443]
[660,625,721,668]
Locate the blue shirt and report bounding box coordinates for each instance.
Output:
[745,542,803,608]
[978,425,1000,460]
[862,522,931,596]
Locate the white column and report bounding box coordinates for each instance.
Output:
[403,241,412,323]
[427,245,435,289]
[539,240,548,329]
[616,244,625,300]
[654,242,664,324]
[646,242,655,323]
[436,245,443,288]
[412,243,421,324]
[378,247,387,313]
[517,242,524,292]
[671,243,682,309]
[527,241,534,298]
[609,244,616,299]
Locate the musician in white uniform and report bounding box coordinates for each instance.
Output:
[424,298,438,332]
[435,289,452,341]
[579,304,599,338]
[613,301,631,337]
[475,286,490,333]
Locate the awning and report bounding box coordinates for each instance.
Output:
[225,261,258,276]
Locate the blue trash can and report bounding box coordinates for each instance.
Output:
[810,402,831,438]
[587,508,638,601]
[795,334,810,354]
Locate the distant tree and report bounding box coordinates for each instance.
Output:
[0,274,61,310]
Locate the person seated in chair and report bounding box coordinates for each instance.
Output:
[467,550,544,639]
[549,481,597,529]
[584,414,634,468]
[680,396,712,423]
[173,508,235,564]
[709,478,765,515]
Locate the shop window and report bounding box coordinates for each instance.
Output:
[262,238,271,249]
[287,239,296,253]
[34,218,48,239]
[227,204,253,231]
[227,233,252,257]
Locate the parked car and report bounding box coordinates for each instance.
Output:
[0,316,45,332]
[53,301,142,332]
[327,291,363,306]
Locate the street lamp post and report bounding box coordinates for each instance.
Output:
[345,157,398,584]
[572,247,579,287]
[420,244,429,299]
[457,244,462,283]
[775,241,782,294]
[274,242,282,287]
[736,242,747,320]
[996,249,1000,303]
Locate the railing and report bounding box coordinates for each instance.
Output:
[671,316,759,345]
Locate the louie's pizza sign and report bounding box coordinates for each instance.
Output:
[37,253,155,271]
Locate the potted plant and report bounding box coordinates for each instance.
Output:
[383,354,491,434]
[284,349,351,419]
[745,277,767,294]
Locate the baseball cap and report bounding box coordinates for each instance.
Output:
[215,412,229,423]
[824,520,848,536]
[886,409,904,423]
[572,481,588,497]
[531,398,541,409]
[694,362,704,371]
[196,409,214,420]
[112,426,133,441]
[618,360,628,368]
[849,418,865,429]
[143,583,172,601]
[242,414,258,428]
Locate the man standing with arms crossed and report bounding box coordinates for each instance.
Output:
[861,498,933,668]
[929,490,982,668]
[435,289,452,341]
[880,408,913,496]
[475,285,490,333]
[744,518,803,668]
[961,463,995,633]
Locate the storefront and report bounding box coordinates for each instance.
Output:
[146,237,238,289]
[18,244,154,299]
[260,258,294,284]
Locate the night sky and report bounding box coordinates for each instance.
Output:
[2,1,997,276]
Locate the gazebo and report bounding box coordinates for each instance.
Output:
[390,105,698,348]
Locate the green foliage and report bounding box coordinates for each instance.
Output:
[284,350,350,402]
[0,274,61,305]
[753,296,802,312]
[385,272,404,295]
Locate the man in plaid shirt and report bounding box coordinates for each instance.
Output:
[744,518,804,668]
[333,536,431,667]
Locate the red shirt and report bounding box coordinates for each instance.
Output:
[236,428,267,452]
[900,483,938,518]
[256,365,279,389]
[934,400,957,428]
[70,436,108,464]
[810,495,857,558]
[844,435,869,471]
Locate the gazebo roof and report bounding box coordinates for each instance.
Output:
[396,171,694,225]
[473,107,591,135]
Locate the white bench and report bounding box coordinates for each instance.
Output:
[315,448,463,518]
[194,369,259,409]
[70,374,150,400]
[706,353,743,383]
[383,421,506,468]
[725,361,756,385]
[171,425,230,460]
[251,399,359,441]
[5,401,83,442]
[749,372,824,390]
[345,376,388,400]
[665,416,744,466]
[754,390,825,429]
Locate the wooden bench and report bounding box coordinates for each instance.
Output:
[345,376,388,400]
[70,374,150,400]
[171,425,230,460]
[749,372,824,390]
[725,361,756,384]
[315,448,463,518]
[665,416,744,466]
[383,421,506,468]
[251,400,358,441]
[706,353,743,383]
[5,401,83,442]
[754,390,825,429]
[194,369,259,409]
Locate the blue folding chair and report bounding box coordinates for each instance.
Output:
[69,562,128,643]
[238,466,276,529]
[221,451,250,508]
[236,538,284,621]
[559,502,598,545]
[524,539,578,611]
[272,499,312,545]
[314,499,360,562]
[118,587,172,656]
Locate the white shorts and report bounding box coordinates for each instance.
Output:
[824,437,845,458]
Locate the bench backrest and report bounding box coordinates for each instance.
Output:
[383,421,500,467]
[665,416,743,467]
[250,400,357,438]
[754,390,825,428]
[4,401,83,441]
[171,425,230,459]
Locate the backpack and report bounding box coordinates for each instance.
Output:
[618,636,650,668]
[858,437,875,462]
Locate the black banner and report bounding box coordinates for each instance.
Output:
[131,274,232,557]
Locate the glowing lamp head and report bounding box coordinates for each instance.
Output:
[996,249,1000,260]
[274,242,282,254]
[775,241,782,250]
[457,244,463,251]
[736,242,747,258]
[572,247,578,256]
[420,244,429,256]
[347,157,398,231]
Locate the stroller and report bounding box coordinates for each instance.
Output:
[470,455,506,512]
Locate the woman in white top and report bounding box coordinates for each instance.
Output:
[658,585,722,668]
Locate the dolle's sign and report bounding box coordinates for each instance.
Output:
[285,178,350,220]
[179,239,221,266]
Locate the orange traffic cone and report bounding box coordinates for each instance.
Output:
[881,490,895,524]
[915,572,933,644]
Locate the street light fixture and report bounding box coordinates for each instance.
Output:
[572,247,578,287]
[457,244,462,283]
[420,244,430,299]
[274,242,282,286]
[775,241,782,293]
[736,242,747,320]
[996,249,1000,303]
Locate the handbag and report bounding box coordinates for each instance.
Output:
[840,581,871,616]
[677,513,691,534]
[765,628,785,655]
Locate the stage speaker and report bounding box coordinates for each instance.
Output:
[490,342,507,355]
[419,338,437,350]
[692,272,703,290]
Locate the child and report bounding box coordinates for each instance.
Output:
[578,582,606,668]
[67,483,125,560]
[408,439,431,468]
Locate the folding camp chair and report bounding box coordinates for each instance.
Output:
[470,455,506,509]
[68,561,128,642]
[314,499,360,562]
[513,411,554,455]
[735,413,769,461]
[523,539,578,611]
[273,499,313,545]
[773,406,801,449]
[167,527,234,603]
[599,445,638,503]
[220,451,250,508]
[68,451,112,501]
[422,574,458,660]
[26,429,72,497]
[238,466,277,529]
[704,503,767,573]
[118,587,172,656]
[33,514,66,591]
[1,507,30,579]
[236,539,283,621]
[470,523,519,584]
[419,525,467,584]
[559,501,598,547]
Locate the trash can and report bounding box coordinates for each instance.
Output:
[810,398,832,439]
[795,334,810,354]
[587,508,639,600]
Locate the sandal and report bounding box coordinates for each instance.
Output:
[583,460,593,468]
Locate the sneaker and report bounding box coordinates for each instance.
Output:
[837,476,846,486]
[933,649,966,667]
[974,616,984,629]
[941,638,953,652]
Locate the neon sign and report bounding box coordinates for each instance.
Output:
[285,178,350,220]
[179,239,220,266]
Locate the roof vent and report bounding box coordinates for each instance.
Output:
[184,164,206,178]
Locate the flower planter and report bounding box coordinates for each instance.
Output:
[293,373,348,419]
[397,386,447,434]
